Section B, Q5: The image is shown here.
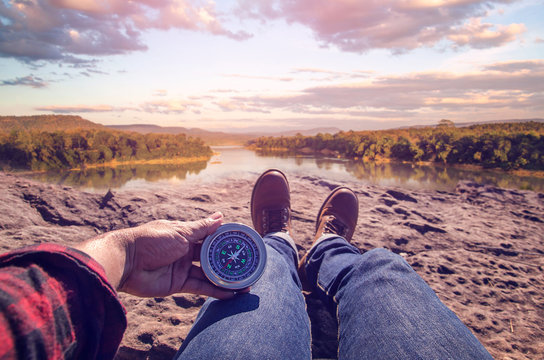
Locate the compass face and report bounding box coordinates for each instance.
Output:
[201,223,267,290]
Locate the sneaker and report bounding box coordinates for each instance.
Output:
[251,169,292,237]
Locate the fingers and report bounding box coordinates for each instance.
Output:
[182,266,237,299]
[183,278,238,299]
[173,212,224,243]
[181,265,243,300]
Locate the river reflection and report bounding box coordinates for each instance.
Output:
[17,147,544,192]
[25,161,209,190]
[342,161,543,192]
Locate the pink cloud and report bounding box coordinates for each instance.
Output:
[218,60,544,114]
[236,0,525,52]
[0,0,250,64]
[448,18,526,48]
[35,97,202,115]
[34,60,543,122]
[35,104,118,113]
[139,99,201,114]
[484,60,544,72]
[214,99,270,113]
[222,73,294,82]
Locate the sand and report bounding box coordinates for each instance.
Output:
[0,171,542,359]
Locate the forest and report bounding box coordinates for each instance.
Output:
[248,121,544,171]
[0,129,213,170]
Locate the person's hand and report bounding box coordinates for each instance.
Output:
[75,212,238,299]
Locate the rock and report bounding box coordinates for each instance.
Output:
[0,172,542,360]
[404,222,447,235]
[386,189,418,203]
[100,189,115,209]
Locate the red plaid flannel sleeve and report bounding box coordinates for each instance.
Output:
[0,243,127,360]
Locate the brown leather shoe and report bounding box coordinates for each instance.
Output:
[298,187,358,291]
[314,186,359,242]
[251,169,292,237]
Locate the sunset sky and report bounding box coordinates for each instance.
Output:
[0,0,543,132]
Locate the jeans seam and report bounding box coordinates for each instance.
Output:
[313,237,341,305]
[303,293,313,359]
[336,304,341,360]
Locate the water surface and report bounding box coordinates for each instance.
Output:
[20,146,544,193]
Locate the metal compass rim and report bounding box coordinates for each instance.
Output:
[200,222,267,290]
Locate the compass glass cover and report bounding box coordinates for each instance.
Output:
[201,223,266,290]
[208,230,260,281]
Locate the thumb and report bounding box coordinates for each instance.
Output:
[179,212,223,242]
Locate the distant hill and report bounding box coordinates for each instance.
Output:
[107,124,256,146]
[0,115,106,131]
[275,127,341,136]
[0,115,340,146]
[455,118,544,128]
[394,118,544,130]
[107,124,342,145]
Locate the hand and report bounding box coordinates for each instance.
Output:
[75,212,239,299]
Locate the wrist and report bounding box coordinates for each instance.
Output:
[75,230,130,290]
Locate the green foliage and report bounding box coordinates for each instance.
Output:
[0,129,212,170]
[247,121,544,171]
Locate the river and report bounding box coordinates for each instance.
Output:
[19,146,544,193]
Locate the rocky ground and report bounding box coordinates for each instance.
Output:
[0,172,542,359]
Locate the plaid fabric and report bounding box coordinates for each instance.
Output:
[0,244,127,360]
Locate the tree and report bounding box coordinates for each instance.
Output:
[437,119,455,128]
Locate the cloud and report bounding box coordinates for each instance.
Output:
[35,104,118,113]
[153,89,168,97]
[139,99,201,114]
[484,60,544,72]
[291,68,373,81]
[217,60,544,116]
[0,0,250,64]
[222,73,294,82]
[214,99,270,113]
[210,88,240,93]
[35,97,203,115]
[448,18,526,48]
[236,0,526,52]
[0,75,47,88]
[33,59,543,123]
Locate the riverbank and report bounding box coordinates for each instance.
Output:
[249,145,544,178]
[71,155,211,170]
[0,171,542,359]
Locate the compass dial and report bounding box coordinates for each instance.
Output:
[201,223,267,290]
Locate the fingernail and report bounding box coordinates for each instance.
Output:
[209,212,223,220]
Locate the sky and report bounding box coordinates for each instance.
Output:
[0,0,543,133]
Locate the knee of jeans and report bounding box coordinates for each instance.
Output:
[363,248,410,269]
[267,247,288,271]
[264,246,297,279]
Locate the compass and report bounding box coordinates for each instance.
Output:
[200,223,267,290]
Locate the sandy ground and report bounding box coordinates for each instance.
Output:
[0,171,542,359]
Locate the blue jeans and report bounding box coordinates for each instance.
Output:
[175,234,492,360]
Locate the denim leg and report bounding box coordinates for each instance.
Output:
[174,232,311,360]
[305,236,493,360]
